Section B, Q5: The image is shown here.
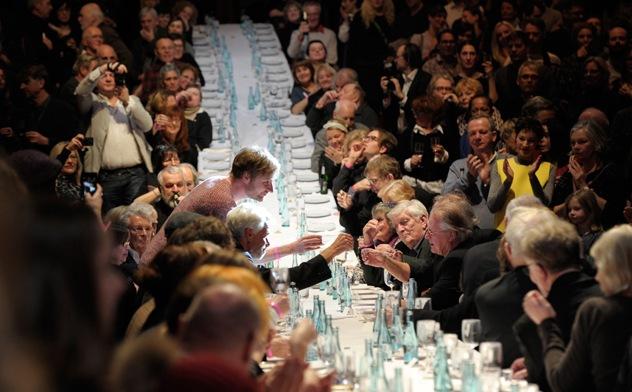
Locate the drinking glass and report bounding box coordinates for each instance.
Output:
[270,267,289,294]
[443,333,458,356]
[383,270,395,291]
[461,319,482,350]
[479,341,503,371]
[414,297,432,310]
[416,320,438,347]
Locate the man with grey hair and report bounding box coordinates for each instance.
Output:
[226,203,354,290]
[512,216,601,389]
[422,193,499,310]
[475,205,548,367]
[363,199,437,292]
[154,165,188,228]
[122,203,158,265]
[443,115,497,229]
[133,7,160,73]
[178,283,262,371]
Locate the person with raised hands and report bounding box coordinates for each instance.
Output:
[75,60,153,213]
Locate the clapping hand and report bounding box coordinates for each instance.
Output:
[503,159,514,183]
[336,190,353,210]
[568,155,587,188]
[528,155,543,177]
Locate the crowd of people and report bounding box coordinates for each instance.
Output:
[1,0,632,391]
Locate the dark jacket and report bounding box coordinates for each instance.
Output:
[514,270,602,392]
[475,266,537,367]
[253,253,332,291]
[412,231,500,333]
[381,68,431,133]
[538,296,632,392]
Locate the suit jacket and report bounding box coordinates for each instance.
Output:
[514,270,602,392]
[396,238,437,292]
[382,68,431,133]
[253,254,332,291]
[412,232,500,334]
[475,266,537,367]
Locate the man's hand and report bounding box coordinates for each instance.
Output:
[25,131,49,145]
[410,154,423,168]
[299,21,310,36]
[361,248,386,268]
[321,233,354,261]
[292,234,323,253]
[84,183,103,217]
[352,178,371,193]
[116,85,130,106]
[140,28,155,42]
[466,154,483,178]
[264,357,307,392]
[511,357,528,380]
[42,33,53,50]
[523,290,556,325]
[48,23,71,38]
[336,190,353,210]
[316,90,338,109]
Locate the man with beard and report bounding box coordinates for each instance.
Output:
[141,147,322,264]
[226,203,354,290]
[154,165,188,229]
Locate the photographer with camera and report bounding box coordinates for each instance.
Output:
[75,61,153,213]
[381,43,431,134]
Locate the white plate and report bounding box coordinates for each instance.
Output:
[283,127,303,137]
[290,139,307,149]
[200,150,229,161]
[307,221,336,232]
[292,158,311,169]
[260,48,280,57]
[296,171,318,182]
[292,148,312,159]
[281,116,305,127]
[203,100,223,109]
[265,66,287,74]
[261,57,283,66]
[304,193,330,204]
[306,206,331,218]
[267,74,290,83]
[257,35,276,42]
[267,99,289,109]
[298,182,320,193]
[200,160,230,170]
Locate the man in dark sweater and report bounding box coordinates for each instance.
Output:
[513,214,601,391]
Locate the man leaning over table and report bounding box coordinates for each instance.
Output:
[226,202,354,290]
[141,147,324,264]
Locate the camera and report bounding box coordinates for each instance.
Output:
[83,137,94,146]
[82,180,97,195]
[382,61,397,92]
[114,72,126,87]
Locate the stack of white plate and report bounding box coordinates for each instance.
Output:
[281,115,305,127]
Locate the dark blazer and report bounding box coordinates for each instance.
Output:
[382,68,431,133]
[475,266,537,367]
[398,238,437,292]
[255,254,332,291]
[414,228,499,312]
[538,296,632,392]
[514,270,602,392]
[412,233,501,334]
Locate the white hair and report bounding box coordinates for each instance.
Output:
[139,7,158,19]
[226,203,270,241]
[122,203,157,225]
[504,207,556,258]
[388,199,429,221]
[505,195,543,223]
[179,163,199,185]
[157,165,184,186]
[590,225,632,295]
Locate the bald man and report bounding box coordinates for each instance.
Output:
[96,44,118,63]
[81,26,104,56]
[79,3,135,81]
[311,99,368,173]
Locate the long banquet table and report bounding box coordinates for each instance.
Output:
[190,18,535,392]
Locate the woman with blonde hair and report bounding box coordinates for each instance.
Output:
[377,179,415,203]
[491,21,515,66]
[49,134,85,204]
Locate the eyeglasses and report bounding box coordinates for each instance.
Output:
[129,226,153,234]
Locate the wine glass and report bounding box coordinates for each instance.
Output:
[479,341,503,371]
[383,269,395,291]
[416,320,438,347]
[461,319,482,350]
[270,267,289,294]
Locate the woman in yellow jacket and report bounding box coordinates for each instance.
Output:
[487,118,556,231]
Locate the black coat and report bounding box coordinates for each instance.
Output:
[254,254,332,291]
[412,231,501,334]
[514,270,602,392]
[475,266,537,367]
[381,69,431,133]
